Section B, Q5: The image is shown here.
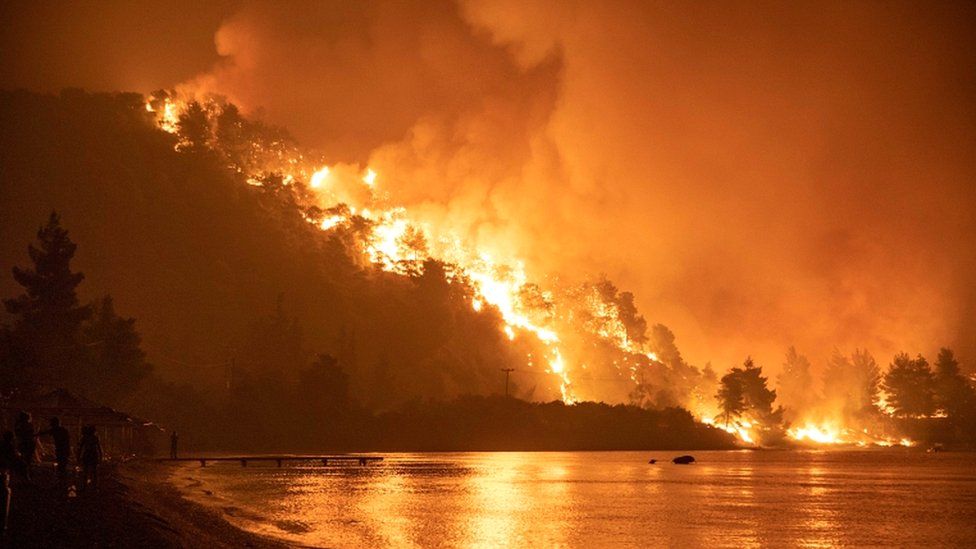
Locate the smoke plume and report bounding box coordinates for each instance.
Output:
[3,0,975,373]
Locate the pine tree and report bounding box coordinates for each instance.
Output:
[1,212,91,387]
[717,368,745,427]
[882,353,936,417]
[177,101,212,151]
[776,346,815,413]
[823,348,880,416]
[740,358,778,417]
[850,348,881,414]
[933,348,976,422]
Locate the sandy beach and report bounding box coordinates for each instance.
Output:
[3,462,288,548]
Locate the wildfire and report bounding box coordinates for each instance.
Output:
[145,98,180,134]
[786,421,915,448]
[310,167,330,188]
[145,94,594,401]
[142,93,926,446]
[362,168,377,186]
[702,416,755,445]
[789,424,842,444]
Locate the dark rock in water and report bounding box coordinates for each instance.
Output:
[648,459,657,464]
[672,455,696,464]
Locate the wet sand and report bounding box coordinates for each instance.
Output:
[3,461,289,548]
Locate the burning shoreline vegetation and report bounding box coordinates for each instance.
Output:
[141,91,974,448]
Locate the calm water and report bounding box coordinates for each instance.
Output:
[170,450,976,547]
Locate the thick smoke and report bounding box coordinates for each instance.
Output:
[3,0,975,374]
[184,0,976,371]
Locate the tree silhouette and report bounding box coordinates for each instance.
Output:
[81,296,152,404]
[177,101,211,151]
[717,368,745,427]
[823,348,880,417]
[776,346,815,414]
[717,358,784,443]
[933,348,976,425]
[882,353,936,417]
[850,348,881,413]
[739,358,778,417]
[1,211,91,387]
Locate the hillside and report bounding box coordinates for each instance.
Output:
[0,89,544,409]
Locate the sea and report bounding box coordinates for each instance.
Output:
[169,450,976,547]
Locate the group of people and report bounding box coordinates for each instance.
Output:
[0,412,103,488]
[0,412,108,532]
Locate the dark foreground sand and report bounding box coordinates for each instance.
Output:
[3,462,289,548]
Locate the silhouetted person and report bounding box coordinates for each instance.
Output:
[0,431,26,480]
[13,412,37,480]
[39,417,71,480]
[77,425,103,490]
[170,430,178,459]
[0,433,11,533]
[0,465,8,533]
[0,432,18,470]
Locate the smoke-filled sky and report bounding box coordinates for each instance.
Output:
[3,0,975,371]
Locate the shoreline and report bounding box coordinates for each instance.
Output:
[6,447,967,547]
[4,461,290,548]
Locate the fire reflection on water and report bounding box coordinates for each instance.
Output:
[800,464,840,549]
[466,453,526,547]
[172,451,976,547]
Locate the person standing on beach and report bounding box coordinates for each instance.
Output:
[13,412,37,481]
[0,431,26,480]
[39,417,71,480]
[77,425,103,490]
[0,431,17,531]
[170,430,178,459]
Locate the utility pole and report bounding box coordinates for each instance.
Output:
[500,368,515,397]
[226,357,235,391]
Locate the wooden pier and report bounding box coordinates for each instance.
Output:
[157,455,384,467]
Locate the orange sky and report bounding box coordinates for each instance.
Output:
[2,0,974,372]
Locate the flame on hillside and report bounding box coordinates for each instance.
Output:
[146,95,603,401]
[144,93,940,448]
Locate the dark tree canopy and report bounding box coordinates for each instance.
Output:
[716,368,746,426]
[716,357,784,444]
[933,348,976,424]
[882,353,936,418]
[81,295,152,403]
[1,212,150,404]
[4,212,90,336]
[1,212,91,387]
